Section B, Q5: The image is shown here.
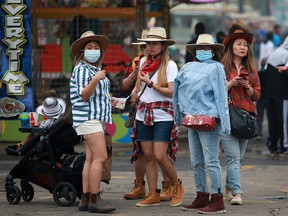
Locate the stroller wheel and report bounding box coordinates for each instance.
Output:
[21,180,34,202]
[53,182,77,207]
[6,185,21,204]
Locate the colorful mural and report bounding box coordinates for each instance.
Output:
[0,114,132,143]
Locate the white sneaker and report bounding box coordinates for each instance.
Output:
[225,191,234,201]
[230,196,243,205]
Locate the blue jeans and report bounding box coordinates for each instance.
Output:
[220,133,248,195]
[188,122,223,194]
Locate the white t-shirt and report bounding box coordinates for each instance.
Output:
[136,58,178,122]
[259,40,274,70]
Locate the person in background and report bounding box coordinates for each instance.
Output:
[185,22,206,63]
[130,27,184,207]
[265,36,288,155]
[273,24,282,48]
[248,21,266,68]
[69,15,88,46]
[70,31,115,213]
[256,32,274,138]
[276,59,288,155]
[121,29,148,93]
[121,29,148,200]
[256,57,268,139]
[216,30,227,59]
[221,29,261,205]
[259,31,274,71]
[215,30,226,44]
[175,34,230,214]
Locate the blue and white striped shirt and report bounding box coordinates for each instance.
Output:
[70,61,112,128]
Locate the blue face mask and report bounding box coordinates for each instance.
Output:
[196,50,213,62]
[84,50,101,63]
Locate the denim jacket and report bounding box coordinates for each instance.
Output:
[173,60,231,134]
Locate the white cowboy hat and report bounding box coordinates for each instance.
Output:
[186,33,225,54]
[138,27,175,46]
[131,29,149,45]
[36,97,66,119]
[70,31,110,57]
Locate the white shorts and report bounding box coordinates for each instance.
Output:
[75,119,104,136]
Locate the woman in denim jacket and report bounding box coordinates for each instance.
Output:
[221,29,261,205]
[174,34,230,214]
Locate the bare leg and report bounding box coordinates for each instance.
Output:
[161,168,170,181]
[140,141,158,191]
[154,142,178,184]
[82,132,107,193]
[134,154,146,180]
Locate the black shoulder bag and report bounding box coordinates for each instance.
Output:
[229,97,259,139]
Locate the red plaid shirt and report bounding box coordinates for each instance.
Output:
[130,101,179,163]
[227,67,261,115]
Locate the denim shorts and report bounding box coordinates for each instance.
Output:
[136,120,173,142]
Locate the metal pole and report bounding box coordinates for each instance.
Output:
[266,0,271,16]
[163,0,170,37]
[238,0,244,13]
[136,0,145,37]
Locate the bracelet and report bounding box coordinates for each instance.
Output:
[148,81,154,88]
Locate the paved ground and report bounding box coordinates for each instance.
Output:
[0,124,288,216]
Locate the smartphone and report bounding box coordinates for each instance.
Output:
[239,71,249,79]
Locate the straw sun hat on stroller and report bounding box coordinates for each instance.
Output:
[138,27,175,46]
[70,31,110,57]
[36,97,66,119]
[186,33,224,54]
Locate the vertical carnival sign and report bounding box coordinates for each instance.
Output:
[0,0,32,119]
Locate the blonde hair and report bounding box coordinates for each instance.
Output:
[72,41,104,67]
[135,42,170,92]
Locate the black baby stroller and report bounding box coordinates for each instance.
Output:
[5,117,85,207]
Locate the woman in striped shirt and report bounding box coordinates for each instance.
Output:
[70,31,115,213]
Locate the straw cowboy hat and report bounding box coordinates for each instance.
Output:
[138,27,175,46]
[223,29,254,51]
[36,97,66,119]
[186,33,224,54]
[131,29,149,45]
[70,31,110,57]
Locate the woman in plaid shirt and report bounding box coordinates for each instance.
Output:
[221,29,261,206]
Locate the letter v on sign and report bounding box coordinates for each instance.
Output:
[2,1,27,16]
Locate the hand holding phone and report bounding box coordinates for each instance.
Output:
[239,71,249,79]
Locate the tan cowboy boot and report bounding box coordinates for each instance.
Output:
[160,180,172,201]
[124,179,146,199]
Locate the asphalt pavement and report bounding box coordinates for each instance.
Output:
[0,124,288,216]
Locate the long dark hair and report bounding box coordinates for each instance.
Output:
[221,40,255,72]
